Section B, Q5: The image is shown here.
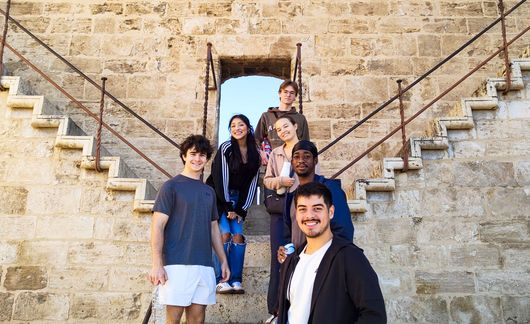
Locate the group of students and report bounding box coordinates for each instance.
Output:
[148,80,387,324]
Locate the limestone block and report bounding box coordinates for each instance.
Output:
[484,188,530,218]
[35,215,94,239]
[344,77,390,103]
[207,293,268,323]
[69,35,101,56]
[182,17,216,35]
[315,35,348,57]
[93,17,117,34]
[4,266,47,290]
[422,160,454,187]
[112,218,150,242]
[476,270,530,295]
[367,58,414,76]
[124,242,151,266]
[0,216,36,240]
[502,244,530,270]
[452,140,487,158]
[415,271,475,294]
[127,75,167,99]
[68,241,126,265]
[328,18,374,34]
[448,244,501,269]
[420,187,486,217]
[389,1,434,16]
[318,103,362,119]
[371,190,422,219]
[19,240,69,266]
[109,266,150,292]
[308,120,331,141]
[244,239,270,268]
[450,296,502,323]
[389,244,418,267]
[386,296,449,323]
[501,296,530,324]
[0,292,14,321]
[26,186,81,215]
[440,2,484,16]
[73,18,92,34]
[69,293,141,320]
[249,18,281,34]
[89,3,123,15]
[350,1,389,16]
[100,35,135,56]
[417,219,480,244]
[506,100,530,118]
[378,269,415,296]
[486,139,530,157]
[10,2,43,15]
[125,3,166,15]
[375,219,416,244]
[104,59,147,74]
[376,17,424,33]
[44,3,72,14]
[13,292,69,320]
[452,161,517,187]
[118,18,142,32]
[0,186,28,215]
[476,119,530,140]
[418,35,442,57]
[48,267,108,291]
[0,242,18,264]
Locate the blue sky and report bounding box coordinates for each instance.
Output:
[218,76,283,144]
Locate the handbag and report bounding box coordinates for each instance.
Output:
[264,189,286,214]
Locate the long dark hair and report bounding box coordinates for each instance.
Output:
[228,114,260,174]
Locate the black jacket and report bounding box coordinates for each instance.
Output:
[277,237,386,324]
[206,141,259,219]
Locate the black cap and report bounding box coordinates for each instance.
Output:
[292,140,318,157]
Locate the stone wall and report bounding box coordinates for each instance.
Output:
[3,0,530,189]
[0,92,153,322]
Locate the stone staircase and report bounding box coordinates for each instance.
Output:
[1,55,529,323]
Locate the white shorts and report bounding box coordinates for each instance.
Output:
[159,265,216,307]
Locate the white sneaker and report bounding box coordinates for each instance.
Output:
[216,282,233,294]
[231,281,245,294]
[265,314,277,324]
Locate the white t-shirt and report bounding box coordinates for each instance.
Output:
[287,239,332,324]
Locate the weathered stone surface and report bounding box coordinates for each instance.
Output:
[35,215,94,239]
[477,271,530,295]
[501,296,530,324]
[68,241,126,265]
[19,240,69,266]
[108,266,150,292]
[416,271,475,294]
[26,186,82,215]
[0,293,14,321]
[13,292,69,320]
[4,266,47,290]
[70,293,141,320]
[451,161,517,187]
[0,186,28,214]
[448,244,501,269]
[0,242,18,264]
[450,296,502,324]
[514,161,530,186]
[501,244,530,270]
[386,296,449,323]
[48,267,108,291]
[479,220,529,243]
[0,216,36,240]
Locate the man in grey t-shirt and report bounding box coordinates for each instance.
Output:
[149,135,229,324]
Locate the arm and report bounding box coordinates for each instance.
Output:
[325,179,354,241]
[148,212,169,285]
[264,150,282,190]
[211,220,230,282]
[235,169,259,218]
[346,248,386,324]
[210,143,234,214]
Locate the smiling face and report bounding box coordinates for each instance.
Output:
[274,117,298,143]
[295,194,334,238]
[182,147,208,174]
[279,85,297,107]
[230,117,249,141]
[292,149,317,177]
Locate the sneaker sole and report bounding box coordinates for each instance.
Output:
[231,289,245,294]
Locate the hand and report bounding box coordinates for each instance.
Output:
[277,246,287,264]
[220,260,231,282]
[260,150,269,166]
[148,266,168,285]
[227,211,237,220]
[281,177,295,187]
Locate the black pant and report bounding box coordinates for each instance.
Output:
[267,212,284,315]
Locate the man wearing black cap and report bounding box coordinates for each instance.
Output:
[278,140,354,262]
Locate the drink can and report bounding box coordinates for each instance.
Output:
[284,243,295,255]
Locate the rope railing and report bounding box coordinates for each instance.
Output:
[318,0,528,156]
[0,6,180,151]
[293,43,303,114]
[3,41,173,179]
[330,22,530,179]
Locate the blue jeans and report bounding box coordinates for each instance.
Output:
[213,191,246,284]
